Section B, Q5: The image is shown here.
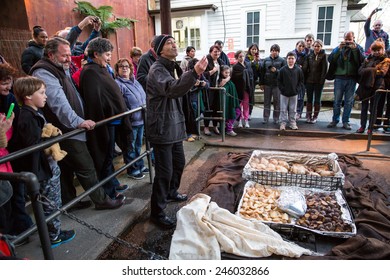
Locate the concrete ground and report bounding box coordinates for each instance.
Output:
[14,105,390,260]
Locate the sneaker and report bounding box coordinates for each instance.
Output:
[296,113,301,119]
[356,127,365,133]
[384,127,390,133]
[213,126,220,135]
[237,120,243,128]
[186,136,195,142]
[306,117,311,123]
[310,117,317,124]
[128,173,145,180]
[327,122,337,128]
[273,119,279,124]
[226,130,237,136]
[342,122,351,130]
[204,127,211,136]
[262,119,269,124]
[115,184,129,192]
[141,167,150,174]
[51,230,76,248]
[289,124,299,130]
[280,123,286,131]
[244,121,250,128]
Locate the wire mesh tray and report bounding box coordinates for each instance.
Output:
[242,150,344,190]
[236,181,356,238]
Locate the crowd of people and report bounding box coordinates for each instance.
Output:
[0,8,390,251]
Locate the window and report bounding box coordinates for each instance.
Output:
[172,16,201,52]
[246,11,260,47]
[317,6,333,45]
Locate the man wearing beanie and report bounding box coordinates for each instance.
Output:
[146,34,207,229]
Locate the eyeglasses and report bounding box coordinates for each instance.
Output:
[119,65,130,69]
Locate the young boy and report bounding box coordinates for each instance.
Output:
[277,52,304,130]
[13,76,75,248]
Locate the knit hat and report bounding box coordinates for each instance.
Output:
[153,34,173,56]
[0,180,12,207]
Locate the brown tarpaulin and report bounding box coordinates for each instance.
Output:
[201,152,390,259]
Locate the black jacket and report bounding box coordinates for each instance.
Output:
[277,65,304,97]
[136,49,157,91]
[21,40,44,75]
[13,105,52,182]
[146,56,198,144]
[231,62,254,101]
[260,55,286,87]
[302,49,328,85]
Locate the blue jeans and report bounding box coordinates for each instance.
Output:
[332,78,356,124]
[123,124,145,176]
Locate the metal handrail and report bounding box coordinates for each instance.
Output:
[366,89,390,151]
[196,87,226,142]
[0,105,152,259]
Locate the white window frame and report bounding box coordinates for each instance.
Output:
[311,1,341,47]
[241,6,266,51]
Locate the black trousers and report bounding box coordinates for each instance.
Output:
[58,139,106,205]
[151,141,185,217]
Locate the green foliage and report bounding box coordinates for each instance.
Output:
[73,1,136,37]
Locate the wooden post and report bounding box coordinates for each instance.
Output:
[160,0,172,34]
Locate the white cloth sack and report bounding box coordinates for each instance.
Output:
[169,193,313,260]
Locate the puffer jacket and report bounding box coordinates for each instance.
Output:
[146,56,198,144]
[302,49,328,84]
[260,55,286,87]
[21,40,44,74]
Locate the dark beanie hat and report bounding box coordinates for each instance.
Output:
[153,34,174,56]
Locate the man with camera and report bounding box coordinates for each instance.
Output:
[364,8,389,55]
[326,31,365,130]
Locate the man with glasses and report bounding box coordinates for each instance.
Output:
[364,8,389,55]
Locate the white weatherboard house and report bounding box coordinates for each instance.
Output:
[148,0,366,60]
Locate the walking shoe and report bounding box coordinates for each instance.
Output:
[245,120,250,128]
[296,113,301,119]
[280,123,286,131]
[51,230,76,248]
[213,126,220,135]
[141,167,150,174]
[127,173,145,180]
[226,130,237,136]
[356,127,365,133]
[289,124,299,130]
[237,120,243,128]
[150,215,176,229]
[262,119,269,124]
[167,193,188,202]
[95,196,124,210]
[342,122,351,130]
[115,184,129,192]
[310,117,317,124]
[327,121,337,128]
[186,136,195,142]
[204,127,211,136]
[273,119,279,124]
[306,117,311,123]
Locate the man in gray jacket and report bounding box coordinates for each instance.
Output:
[146,34,207,229]
[31,37,124,210]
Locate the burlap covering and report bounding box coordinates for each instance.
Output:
[201,152,390,259]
